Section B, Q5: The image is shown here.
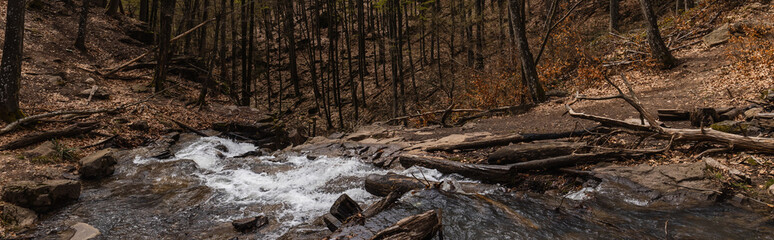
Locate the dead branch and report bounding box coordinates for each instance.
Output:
[0,122,100,150]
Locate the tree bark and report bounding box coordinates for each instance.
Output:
[75,0,90,51]
[0,0,26,123]
[153,0,175,92]
[285,0,301,98]
[106,0,120,17]
[140,0,150,22]
[509,0,546,102]
[639,0,677,68]
[610,0,619,32]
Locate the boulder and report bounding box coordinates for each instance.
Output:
[703,23,730,47]
[287,129,308,146]
[0,201,37,229]
[59,222,101,240]
[77,87,110,100]
[23,141,57,160]
[79,149,117,180]
[231,215,268,233]
[47,75,65,86]
[1,180,81,212]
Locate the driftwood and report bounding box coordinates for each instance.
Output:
[487,140,587,165]
[425,129,590,152]
[365,173,428,197]
[401,146,668,183]
[400,154,512,182]
[658,109,690,121]
[0,122,99,150]
[370,209,443,240]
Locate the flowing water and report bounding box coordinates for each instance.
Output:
[31,137,774,239]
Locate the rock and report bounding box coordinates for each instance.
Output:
[84,77,96,84]
[131,83,150,93]
[1,180,81,212]
[77,87,110,100]
[592,162,720,207]
[710,120,748,134]
[768,184,774,197]
[235,150,263,158]
[0,201,37,229]
[231,215,268,233]
[306,155,318,160]
[47,75,65,86]
[214,144,229,153]
[78,148,117,180]
[322,213,342,231]
[23,141,57,160]
[329,194,362,222]
[703,23,730,47]
[69,222,100,240]
[129,121,150,131]
[287,129,308,146]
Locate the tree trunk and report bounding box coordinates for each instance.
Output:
[357,0,367,107]
[140,0,149,22]
[285,0,301,98]
[610,0,619,32]
[153,0,175,92]
[639,0,677,68]
[0,0,26,123]
[475,0,485,70]
[105,0,120,17]
[75,0,90,51]
[509,0,546,102]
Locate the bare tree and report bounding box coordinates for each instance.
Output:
[75,0,90,51]
[639,0,676,68]
[106,0,120,17]
[509,0,546,102]
[153,0,176,92]
[0,0,26,123]
[610,0,619,32]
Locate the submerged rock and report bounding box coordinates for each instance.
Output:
[231,215,268,233]
[79,148,117,180]
[1,180,81,213]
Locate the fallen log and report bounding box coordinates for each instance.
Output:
[365,173,428,197]
[487,140,587,165]
[399,155,512,182]
[370,209,443,240]
[0,122,99,150]
[425,129,591,152]
[657,109,690,121]
[401,146,668,183]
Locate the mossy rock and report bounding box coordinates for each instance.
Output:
[710,120,748,134]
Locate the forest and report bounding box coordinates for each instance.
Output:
[3,0,774,239]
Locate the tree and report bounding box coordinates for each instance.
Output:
[285,0,301,98]
[509,0,546,102]
[639,0,676,68]
[610,0,619,32]
[75,0,90,51]
[153,0,176,92]
[140,0,150,22]
[0,0,26,123]
[106,0,120,17]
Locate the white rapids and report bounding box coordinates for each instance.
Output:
[133,136,461,237]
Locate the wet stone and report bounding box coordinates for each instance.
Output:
[1,180,81,213]
[231,215,268,233]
